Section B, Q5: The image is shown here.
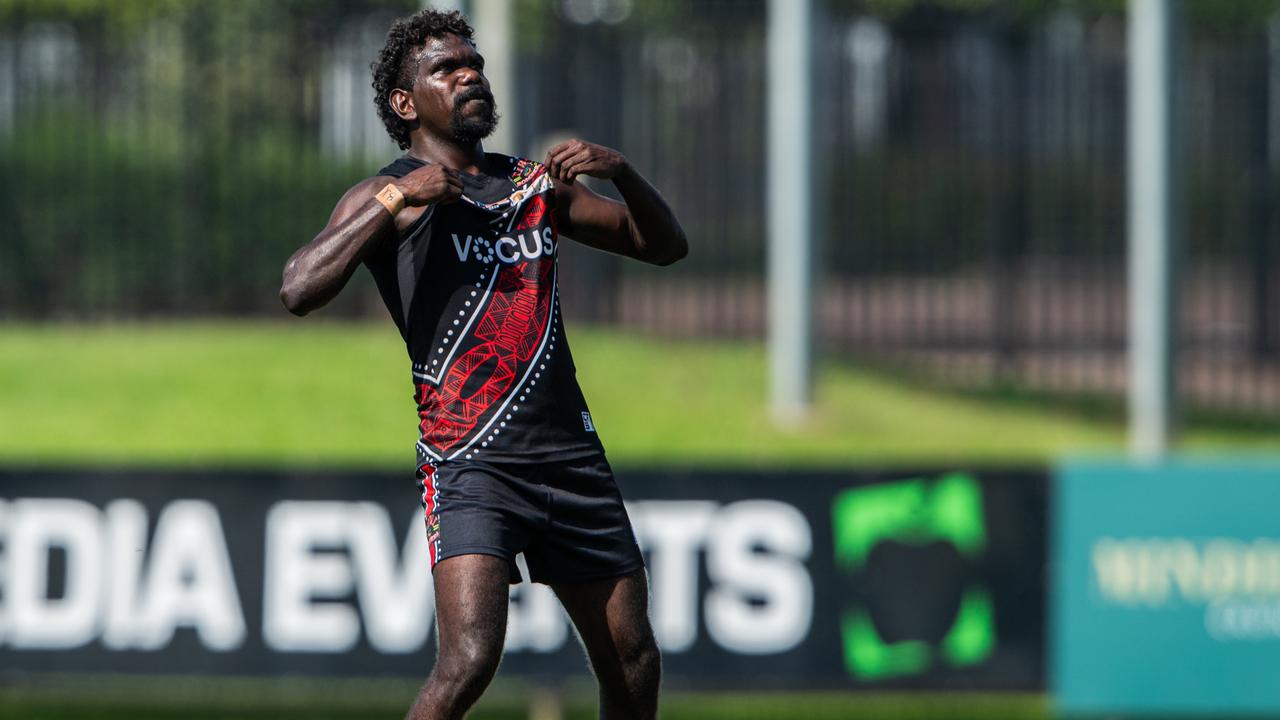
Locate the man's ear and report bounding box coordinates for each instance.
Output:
[389,87,417,122]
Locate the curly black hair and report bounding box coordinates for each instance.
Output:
[372,9,475,151]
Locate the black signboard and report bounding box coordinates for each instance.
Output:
[0,468,1045,689]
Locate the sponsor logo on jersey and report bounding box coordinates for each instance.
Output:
[452,228,555,265]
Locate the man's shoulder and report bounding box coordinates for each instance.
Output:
[375,154,426,180]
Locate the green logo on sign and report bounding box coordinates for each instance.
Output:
[832,473,995,679]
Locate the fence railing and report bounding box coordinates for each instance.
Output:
[2,0,1278,414]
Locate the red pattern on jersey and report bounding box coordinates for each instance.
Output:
[415,257,553,454]
[515,195,546,230]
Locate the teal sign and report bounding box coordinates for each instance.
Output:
[1055,460,1280,715]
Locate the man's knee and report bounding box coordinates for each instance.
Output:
[599,630,660,720]
[431,632,504,695]
[601,625,659,696]
[620,630,660,679]
[426,554,511,702]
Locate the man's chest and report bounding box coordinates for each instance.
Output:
[424,192,559,270]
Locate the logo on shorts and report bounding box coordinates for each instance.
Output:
[582,412,595,432]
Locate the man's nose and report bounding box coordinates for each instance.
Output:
[457,67,483,85]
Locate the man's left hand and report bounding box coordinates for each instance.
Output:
[545,139,629,185]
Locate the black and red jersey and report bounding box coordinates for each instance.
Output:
[365,154,604,466]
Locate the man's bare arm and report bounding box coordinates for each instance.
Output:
[279,179,393,316]
[545,140,688,266]
[280,164,463,316]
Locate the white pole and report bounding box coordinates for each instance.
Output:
[767,0,816,423]
[1127,0,1181,461]
[425,0,466,14]
[471,0,517,155]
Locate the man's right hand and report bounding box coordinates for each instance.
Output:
[280,164,462,316]
[397,163,464,206]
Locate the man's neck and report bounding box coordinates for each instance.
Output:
[408,135,486,175]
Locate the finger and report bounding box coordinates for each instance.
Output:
[548,141,584,180]
[419,164,451,180]
[550,140,582,163]
[559,148,595,173]
[546,141,578,166]
[431,173,462,196]
[545,141,571,160]
[559,150,597,181]
[544,143,570,177]
[545,149,568,181]
[421,181,460,203]
[553,153,590,183]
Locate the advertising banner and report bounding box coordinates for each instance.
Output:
[0,468,1045,689]
[1054,460,1280,714]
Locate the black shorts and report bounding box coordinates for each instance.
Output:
[415,454,645,585]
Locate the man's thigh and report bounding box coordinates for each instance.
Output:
[552,569,656,665]
[431,554,511,658]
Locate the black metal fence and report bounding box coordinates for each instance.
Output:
[2,0,1278,414]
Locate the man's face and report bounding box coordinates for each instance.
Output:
[409,34,498,146]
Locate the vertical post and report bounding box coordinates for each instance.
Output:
[471,0,517,155]
[767,0,816,423]
[425,0,466,13]
[993,35,1030,385]
[1127,0,1181,460]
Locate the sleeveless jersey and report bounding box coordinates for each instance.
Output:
[365,153,605,466]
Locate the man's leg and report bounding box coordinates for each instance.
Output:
[553,569,661,720]
[406,554,510,720]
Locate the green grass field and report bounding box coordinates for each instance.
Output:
[0,675,1050,720]
[1,321,1274,720]
[1,321,1276,469]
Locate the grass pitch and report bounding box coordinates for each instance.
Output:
[0,321,1276,469]
[0,674,1049,720]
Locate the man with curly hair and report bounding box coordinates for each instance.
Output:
[280,8,686,720]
